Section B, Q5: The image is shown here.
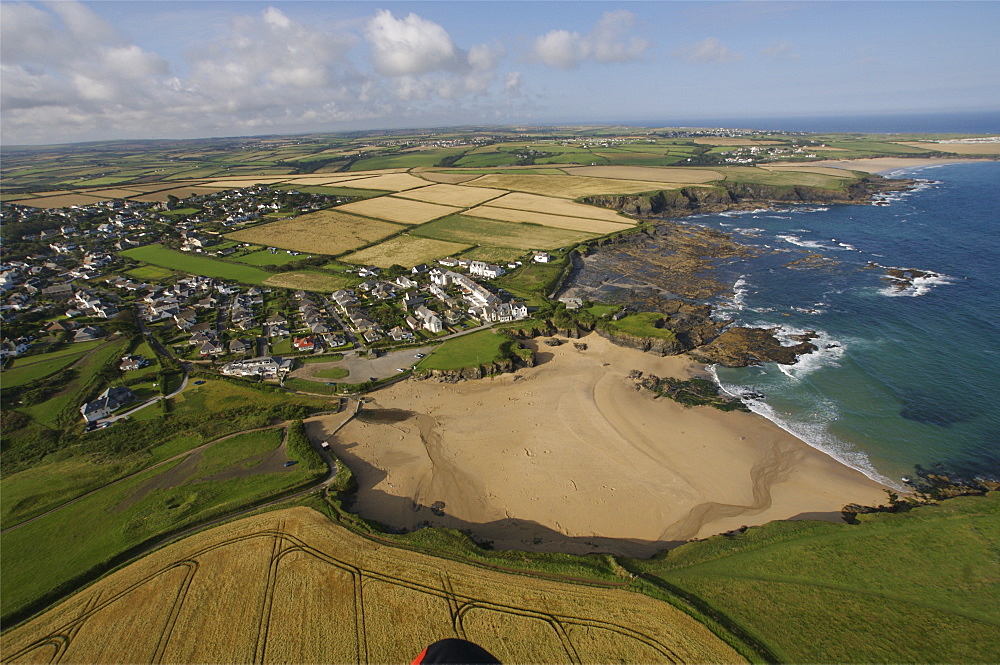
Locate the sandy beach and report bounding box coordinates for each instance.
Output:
[308,333,887,557]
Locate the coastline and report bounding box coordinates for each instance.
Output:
[308,333,888,558]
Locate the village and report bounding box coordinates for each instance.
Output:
[0,186,535,426]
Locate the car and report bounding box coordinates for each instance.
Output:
[414,353,425,358]
[325,382,335,386]
[283,460,298,467]
[193,380,206,385]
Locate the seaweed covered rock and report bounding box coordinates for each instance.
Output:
[691,327,818,367]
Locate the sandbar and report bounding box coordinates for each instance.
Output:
[309,333,887,557]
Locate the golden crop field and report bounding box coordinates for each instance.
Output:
[460,246,528,263]
[130,187,231,203]
[336,196,461,225]
[7,193,108,208]
[333,173,430,191]
[197,177,295,187]
[280,174,377,186]
[465,173,681,198]
[341,235,472,267]
[262,271,356,292]
[488,191,636,223]
[412,215,598,250]
[394,183,508,207]
[464,205,634,235]
[561,166,723,184]
[761,165,861,176]
[414,171,481,184]
[81,187,148,198]
[227,209,403,255]
[897,141,1000,155]
[0,508,743,664]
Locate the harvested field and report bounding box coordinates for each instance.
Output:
[460,246,527,263]
[415,171,481,184]
[0,508,744,664]
[336,196,461,225]
[761,165,866,176]
[130,186,230,202]
[464,206,633,235]
[281,174,375,185]
[560,166,722,183]
[466,174,682,198]
[333,173,429,191]
[199,177,293,187]
[896,141,1000,155]
[394,183,508,207]
[411,215,598,250]
[263,271,357,292]
[9,193,107,208]
[227,209,403,255]
[79,187,147,198]
[341,235,472,267]
[487,191,635,223]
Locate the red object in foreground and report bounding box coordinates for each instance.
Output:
[411,638,501,664]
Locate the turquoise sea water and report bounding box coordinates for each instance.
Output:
[691,162,999,486]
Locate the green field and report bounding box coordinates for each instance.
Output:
[416,330,511,371]
[0,422,324,624]
[632,493,1000,663]
[237,249,311,266]
[310,367,349,379]
[125,265,176,280]
[410,214,597,251]
[18,338,130,428]
[495,260,567,301]
[121,244,272,284]
[1,342,102,388]
[283,377,341,394]
[599,312,679,341]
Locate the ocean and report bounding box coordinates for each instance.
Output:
[691,162,1000,487]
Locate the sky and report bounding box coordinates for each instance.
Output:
[2,0,999,145]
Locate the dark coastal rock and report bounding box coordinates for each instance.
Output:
[595,329,686,356]
[690,326,818,367]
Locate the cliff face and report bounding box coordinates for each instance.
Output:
[413,351,536,383]
[595,329,686,356]
[580,177,913,219]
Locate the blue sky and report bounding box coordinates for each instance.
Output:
[2,1,999,144]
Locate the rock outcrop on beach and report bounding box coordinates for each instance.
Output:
[690,327,818,367]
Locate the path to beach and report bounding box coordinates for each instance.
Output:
[309,333,887,557]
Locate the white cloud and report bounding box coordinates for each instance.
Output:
[590,10,649,64]
[760,42,799,61]
[532,11,648,69]
[674,37,743,64]
[0,3,528,144]
[365,10,459,76]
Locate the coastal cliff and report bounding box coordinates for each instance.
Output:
[580,177,913,218]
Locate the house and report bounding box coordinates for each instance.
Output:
[358,265,381,278]
[199,340,226,356]
[395,275,418,289]
[219,356,293,379]
[0,338,30,359]
[411,263,429,274]
[389,326,414,342]
[292,336,315,352]
[228,339,252,354]
[468,261,505,279]
[423,314,443,333]
[438,257,459,267]
[119,355,150,372]
[532,251,552,263]
[80,386,136,423]
[73,326,105,342]
[41,283,74,300]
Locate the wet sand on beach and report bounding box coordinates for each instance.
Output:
[308,333,887,557]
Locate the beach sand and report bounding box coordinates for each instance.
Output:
[308,333,887,557]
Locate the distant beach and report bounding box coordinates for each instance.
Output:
[783,156,985,174]
[308,333,887,557]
